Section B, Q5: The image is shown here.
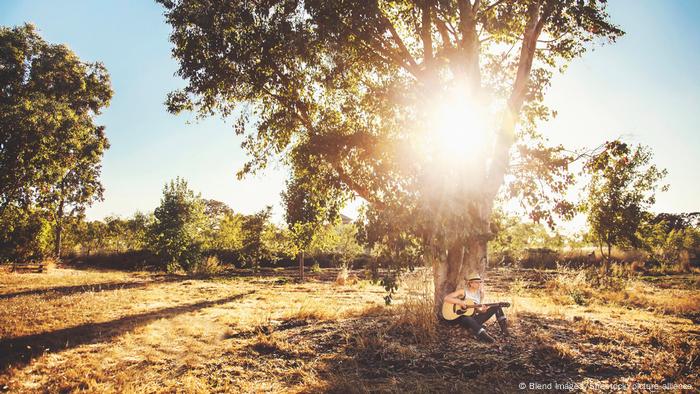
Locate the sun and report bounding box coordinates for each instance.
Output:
[423,89,494,169]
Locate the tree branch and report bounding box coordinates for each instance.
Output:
[336,18,420,79]
[421,0,433,68]
[377,10,420,75]
[434,15,454,50]
[485,1,552,199]
[457,0,481,89]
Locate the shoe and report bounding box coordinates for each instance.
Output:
[477,330,496,343]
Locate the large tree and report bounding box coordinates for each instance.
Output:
[0,24,112,258]
[159,0,623,311]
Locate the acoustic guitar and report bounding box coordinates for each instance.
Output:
[441,298,511,320]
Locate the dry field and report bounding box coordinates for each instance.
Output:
[0,266,698,393]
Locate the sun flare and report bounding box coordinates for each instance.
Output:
[422,90,494,168]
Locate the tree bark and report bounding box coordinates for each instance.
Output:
[298,250,305,281]
[54,200,64,259]
[432,234,489,315]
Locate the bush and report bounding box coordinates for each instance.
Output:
[0,207,52,262]
[188,255,222,276]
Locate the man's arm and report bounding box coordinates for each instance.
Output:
[477,288,488,313]
[444,289,468,308]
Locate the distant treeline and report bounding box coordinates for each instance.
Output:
[1,177,365,273]
[490,211,700,271]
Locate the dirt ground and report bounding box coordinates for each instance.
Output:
[0,266,698,393]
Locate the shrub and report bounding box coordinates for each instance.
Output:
[0,207,52,262]
[188,255,222,276]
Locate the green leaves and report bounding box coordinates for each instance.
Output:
[159,1,623,273]
[582,141,668,257]
[0,23,113,257]
[149,177,208,270]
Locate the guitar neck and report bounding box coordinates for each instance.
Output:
[478,302,506,307]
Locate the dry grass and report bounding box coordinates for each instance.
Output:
[0,266,698,393]
[543,266,700,319]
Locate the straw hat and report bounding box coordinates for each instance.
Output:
[466,273,482,282]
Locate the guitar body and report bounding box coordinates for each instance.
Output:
[441,299,511,321]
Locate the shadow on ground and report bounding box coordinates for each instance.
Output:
[0,277,189,301]
[0,291,253,371]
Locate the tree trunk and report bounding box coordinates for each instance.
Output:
[54,224,62,259]
[432,237,488,316]
[54,201,64,259]
[604,242,612,272]
[298,250,305,281]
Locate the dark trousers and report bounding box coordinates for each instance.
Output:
[450,306,507,334]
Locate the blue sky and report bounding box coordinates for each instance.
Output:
[1,1,698,224]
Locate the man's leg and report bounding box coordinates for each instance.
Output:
[474,307,498,324]
[494,307,509,336]
[456,316,495,343]
[474,307,509,337]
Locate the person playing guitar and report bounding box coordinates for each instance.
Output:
[442,273,509,343]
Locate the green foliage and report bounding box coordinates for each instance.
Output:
[489,210,566,263]
[582,141,667,259]
[239,207,274,271]
[639,212,700,267]
[261,221,294,263]
[310,222,365,268]
[0,23,112,258]
[282,162,346,270]
[208,211,245,251]
[0,206,52,262]
[158,0,623,284]
[148,177,207,270]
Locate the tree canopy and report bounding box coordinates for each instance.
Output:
[0,23,113,257]
[582,141,667,259]
[149,177,208,270]
[159,0,623,308]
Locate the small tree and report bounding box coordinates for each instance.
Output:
[0,206,52,262]
[310,222,364,269]
[208,211,245,252]
[640,212,700,270]
[149,177,207,271]
[282,166,344,280]
[239,207,273,272]
[582,141,667,262]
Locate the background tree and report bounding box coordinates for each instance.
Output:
[148,177,207,271]
[639,212,700,270]
[159,0,623,311]
[81,220,109,255]
[489,209,565,264]
[310,222,365,269]
[0,23,112,258]
[209,211,245,252]
[239,206,273,272]
[282,164,344,280]
[0,207,52,262]
[582,141,667,261]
